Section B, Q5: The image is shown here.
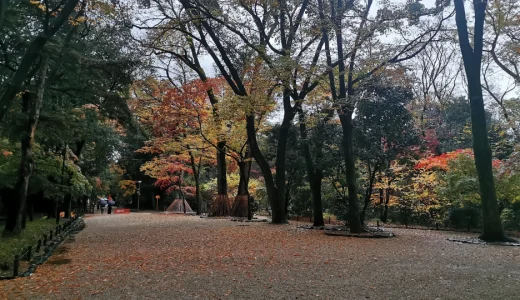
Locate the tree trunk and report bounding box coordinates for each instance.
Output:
[379,188,384,221]
[189,152,203,214]
[211,141,230,216]
[381,188,391,223]
[232,146,252,218]
[55,199,60,224]
[298,109,324,227]
[284,178,292,217]
[311,174,324,227]
[360,163,378,225]
[3,58,48,236]
[231,160,251,218]
[271,110,293,224]
[323,0,366,234]
[246,114,285,223]
[454,0,509,241]
[339,113,364,233]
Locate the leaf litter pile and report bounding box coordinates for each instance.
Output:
[1,213,519,299]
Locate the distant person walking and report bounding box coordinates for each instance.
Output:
[107,194,114,214]
[99,198,107,214]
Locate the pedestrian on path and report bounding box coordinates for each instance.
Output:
[99,198,107,214]
[107,194,114,214]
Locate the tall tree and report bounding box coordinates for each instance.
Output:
[3,56,48,235]
[353,83,418,224]
[132,5,233,215]
[320,0,450,232]
[453,0,511,241]
[0,0,81,122]
[174,0,326,224]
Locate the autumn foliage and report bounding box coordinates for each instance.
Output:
[416,149,502,170]
[131,78,224,197]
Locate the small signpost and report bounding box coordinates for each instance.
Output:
[155,195,160,211]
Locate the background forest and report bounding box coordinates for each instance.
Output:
[1,0,519,239]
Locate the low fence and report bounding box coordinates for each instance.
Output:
[1,214,82,280]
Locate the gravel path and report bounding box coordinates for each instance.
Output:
[1,213,519,299]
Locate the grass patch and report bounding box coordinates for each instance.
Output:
[0,217,57,268]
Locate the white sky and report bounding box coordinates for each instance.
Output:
[132,0,518,119]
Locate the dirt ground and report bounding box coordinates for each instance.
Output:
[1,213,519,300]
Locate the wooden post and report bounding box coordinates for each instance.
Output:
[13,254,20,277]
[43,234,47,246]
[49,230,53,241]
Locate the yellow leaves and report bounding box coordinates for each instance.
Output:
[69,15,87,26]
[29,0,47,12]
[119,180,137,197]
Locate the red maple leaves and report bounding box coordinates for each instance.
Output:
[415,148,502,170]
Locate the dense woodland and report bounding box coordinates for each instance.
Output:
[0,0,519,241]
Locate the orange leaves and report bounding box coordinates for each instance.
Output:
[415,149,473,170]
[95,177,103,189]
[415,148,502,170]
[132,77,222,194]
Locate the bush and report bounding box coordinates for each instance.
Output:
[329,196,349,222]
[446,207,481,229]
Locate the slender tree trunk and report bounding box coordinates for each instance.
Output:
[246,114,285,223]
[360,163,377,225]
[381,188,391,223]
[379,188,384,221]
[454,0,509,241]
[311,173,324,226]
[420,94,428,137]
[284,178,292,217]
[324,0,367,234]
[3,57,48,235]
[189,152,202,214]
[212,141,230,216]
[298,109,324,227]
[55,200,60,224]
[339,113,364,232]
[271,109,293,224]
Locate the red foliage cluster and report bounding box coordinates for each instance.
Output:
[415,149,502,170]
